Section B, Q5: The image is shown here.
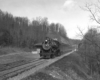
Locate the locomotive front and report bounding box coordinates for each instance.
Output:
[39,37,61,59]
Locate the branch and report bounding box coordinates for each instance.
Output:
[77,27,84,37]
[85,4,100,24]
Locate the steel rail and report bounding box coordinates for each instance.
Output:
[0,59,45,80]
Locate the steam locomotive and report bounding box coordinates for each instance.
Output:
[35,37,61,59]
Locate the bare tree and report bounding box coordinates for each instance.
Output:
[82,0,100,24]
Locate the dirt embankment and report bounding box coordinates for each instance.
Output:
[22,52,93,80]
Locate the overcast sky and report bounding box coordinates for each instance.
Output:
[0,0,99,39]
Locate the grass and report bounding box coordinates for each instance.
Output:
[46,52,89,79]
[0,46,35,56]
[0,47,40,71]
[0,47,23,56]
[22,72,59,80]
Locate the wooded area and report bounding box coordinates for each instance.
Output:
[0,10,67,49]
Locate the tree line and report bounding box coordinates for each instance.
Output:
[0,10,67,49]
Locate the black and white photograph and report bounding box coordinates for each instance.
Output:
[0,0,100,80]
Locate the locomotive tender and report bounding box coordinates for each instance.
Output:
[35,37,61,59]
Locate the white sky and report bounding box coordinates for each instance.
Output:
[0,0,99,39]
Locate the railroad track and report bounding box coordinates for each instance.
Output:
[0,59,39,72]
[0,59,46,80]
[0,49,73,80]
